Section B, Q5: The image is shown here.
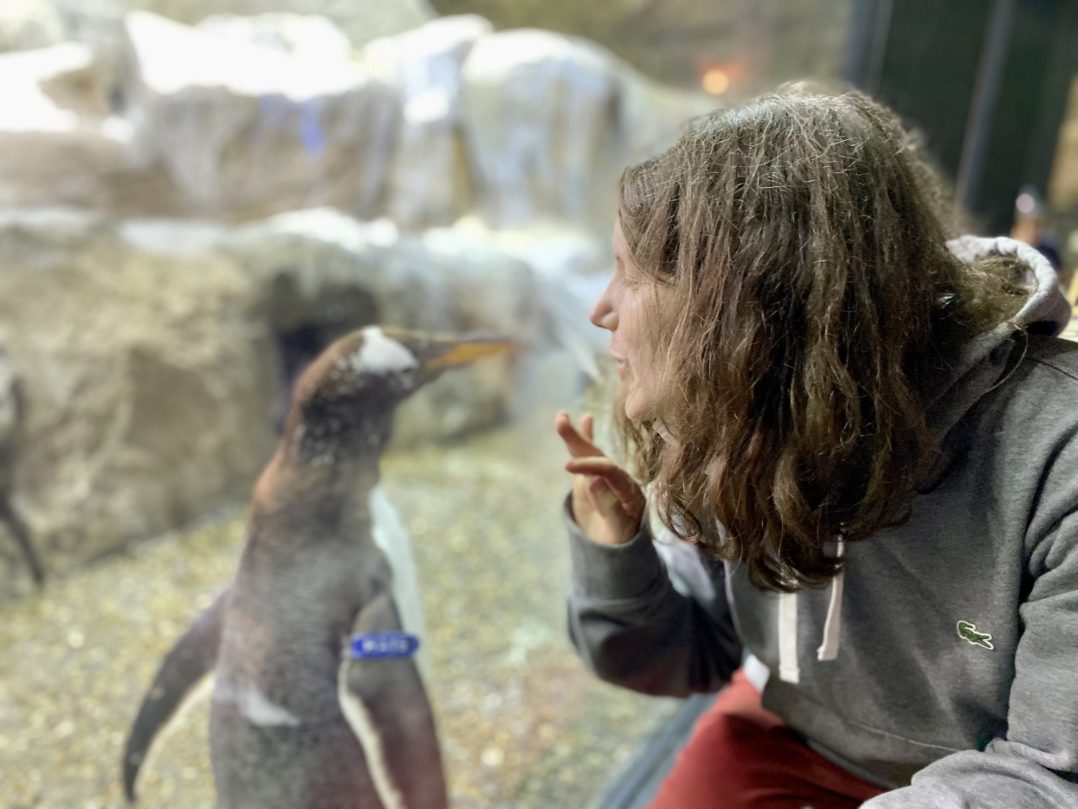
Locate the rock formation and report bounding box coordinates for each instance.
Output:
[0,9,711,591]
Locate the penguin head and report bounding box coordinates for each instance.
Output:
[286,326,511,465]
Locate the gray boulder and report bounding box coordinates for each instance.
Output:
[0,209,273,586]
[0,207,544,588]
[221,209,545,445]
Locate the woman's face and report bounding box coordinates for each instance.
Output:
[590,215,668,423]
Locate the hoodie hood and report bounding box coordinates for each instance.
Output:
[776,236,1070,689]
[924,236,1070,448]
[947,234,1071,334]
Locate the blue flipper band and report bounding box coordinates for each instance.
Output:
[349,631,420,660]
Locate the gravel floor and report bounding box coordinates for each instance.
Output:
[0,408,678,809]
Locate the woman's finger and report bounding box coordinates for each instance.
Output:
[555,410,602,458]
[581,412,595,443]
[564,456,629,477]
[584,477,643,542]
[585,476,623,518]
[565,458,644,517]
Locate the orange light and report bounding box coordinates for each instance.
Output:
[701,68,730,96]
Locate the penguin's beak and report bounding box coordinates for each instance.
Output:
[420,336,513,375]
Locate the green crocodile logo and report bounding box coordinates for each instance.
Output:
[956,620,994,650]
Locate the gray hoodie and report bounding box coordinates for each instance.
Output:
[566,237,1078,807]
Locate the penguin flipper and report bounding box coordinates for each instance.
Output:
[0,494,44,587]
[122,586,231,802]
[338,591,448,809]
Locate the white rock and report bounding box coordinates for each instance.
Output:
[364,15,490,107]
[262,207,401,252]
[460,29,623,228]
[120,11,400,218]
[0,0,66,52]
[0,43,134,209]
[0,43,98,131]
[114,0,435,49]
[196,13,354,65]
[363,16,492,229]
[125,12,356,98]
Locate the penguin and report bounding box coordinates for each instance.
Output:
[122,325,511,808]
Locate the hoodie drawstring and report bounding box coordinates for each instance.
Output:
[816,538,846,661]
[778,588,800,684]
[777,536,846,684]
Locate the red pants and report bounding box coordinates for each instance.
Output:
[648,670,886,808]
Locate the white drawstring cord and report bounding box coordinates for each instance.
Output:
[816,537,846,661]
[777,536,846,683]
[778,589,800,684]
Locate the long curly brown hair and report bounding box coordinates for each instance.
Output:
[615,86,1027,591]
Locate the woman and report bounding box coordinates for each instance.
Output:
[556,86,1078,808]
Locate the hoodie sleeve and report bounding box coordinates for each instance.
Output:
[862,508,1078,809]
[564,496,742,697]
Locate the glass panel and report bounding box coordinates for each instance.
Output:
[18,3,1078,808]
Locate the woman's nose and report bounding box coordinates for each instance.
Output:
[589,288,616,331]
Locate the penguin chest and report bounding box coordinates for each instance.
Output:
[209,636,375,807]
[367,485,424,640]
[211,599,348,729]
[213,670,302,729]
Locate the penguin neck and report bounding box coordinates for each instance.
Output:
[251,446,384,536]
[290,415,391,469]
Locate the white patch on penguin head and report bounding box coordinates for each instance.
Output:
[349,327,419,377]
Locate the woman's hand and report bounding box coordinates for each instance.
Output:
[555,410,646,545]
